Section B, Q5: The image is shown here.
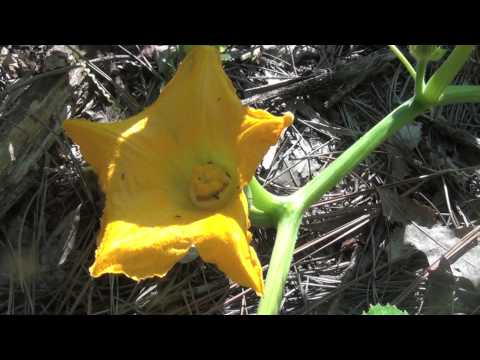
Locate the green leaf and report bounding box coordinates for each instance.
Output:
[363,304,409,315]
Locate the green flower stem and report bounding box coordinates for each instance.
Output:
[388,45,416,79]
[248,205,277,228]
[415,59,427,100]
[257,98,429,315]
[247,177,284,221]
[438,85,480,105]
[424,45,475,104]
[252,45,479,315]
[257,208,303,315]
[290,98,428,215]
[245,182,276,228]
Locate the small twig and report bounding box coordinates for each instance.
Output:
[289,46,298,77]
[442,176,460,228]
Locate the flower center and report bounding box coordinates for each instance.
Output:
[189,163,234,210]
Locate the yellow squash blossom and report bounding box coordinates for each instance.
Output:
[63,45,293,296]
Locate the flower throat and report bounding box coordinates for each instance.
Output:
[189,163,235,210]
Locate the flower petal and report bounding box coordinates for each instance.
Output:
[89,189,264,295]
[193,192,264,296]
[147,45,243,164]
[64,112,181,190]
[90,221,193,281]
[236,109,294,187]
[88,185,201,280]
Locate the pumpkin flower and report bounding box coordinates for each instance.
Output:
[63,45,293,296]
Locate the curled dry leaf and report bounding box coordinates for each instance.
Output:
[377,188,437,226]
[392,122,422,151]
[389,223,480,290]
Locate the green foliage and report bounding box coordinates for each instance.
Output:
[409,45,447,62]
[363,304,409,315]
